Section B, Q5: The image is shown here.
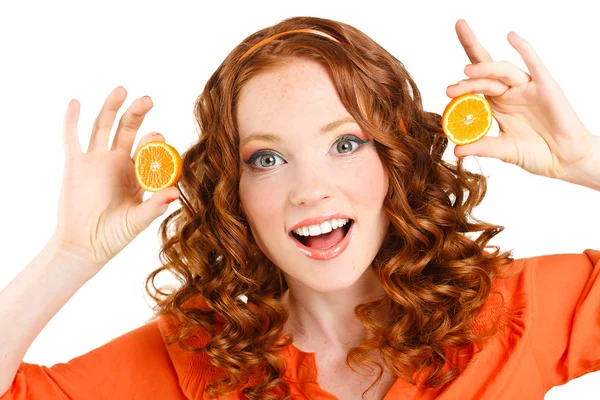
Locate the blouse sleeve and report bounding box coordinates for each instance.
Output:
[0,320,182,399]
[528,249,600,391]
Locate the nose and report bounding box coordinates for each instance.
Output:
[288,162,332,206]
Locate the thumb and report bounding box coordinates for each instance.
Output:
[454,135,518,165]
[129,186,181,232]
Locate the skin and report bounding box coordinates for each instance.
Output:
[237,58,390,351]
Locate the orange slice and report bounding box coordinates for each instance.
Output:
[134,141,183,192]
[442,93,493,145]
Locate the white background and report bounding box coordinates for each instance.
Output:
[0,0,599,398]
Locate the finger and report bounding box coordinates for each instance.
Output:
[132,132,165,160]
[455,19,493,63]
[127,185,181,234]
[507,31,551,83]
[63,99,82,158]
[464,61,531,88]
[87,86,128,153]
[454,135,519,166]
[111,96,154,153]
[446,77,509,98]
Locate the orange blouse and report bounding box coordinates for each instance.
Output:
[2,249,599,399]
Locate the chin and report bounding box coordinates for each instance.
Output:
[282,249,375,294]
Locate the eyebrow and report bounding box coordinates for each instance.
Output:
[239,116,357,147]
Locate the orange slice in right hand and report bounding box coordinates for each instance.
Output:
[442,93,493,145]
[134,141,183,192]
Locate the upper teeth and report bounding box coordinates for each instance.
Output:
[293,218,350,236]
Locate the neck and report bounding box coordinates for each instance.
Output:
[280,267,386,354]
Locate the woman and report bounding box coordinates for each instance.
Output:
[1,15,599,400]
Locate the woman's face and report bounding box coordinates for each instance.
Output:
[237,58,390,293]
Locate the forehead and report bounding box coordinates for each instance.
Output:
[236,59,350,136]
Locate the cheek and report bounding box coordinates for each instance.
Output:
[343,152,389,204]
[239,172,285,232]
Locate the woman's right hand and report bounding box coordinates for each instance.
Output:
[50,86,181,271]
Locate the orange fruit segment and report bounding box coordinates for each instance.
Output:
[134,141,183,192]
[442,93,492,145]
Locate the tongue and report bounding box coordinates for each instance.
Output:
[305,227,346,249]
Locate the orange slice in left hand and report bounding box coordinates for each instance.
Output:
[442,93,492,145]
[134,141,183,192]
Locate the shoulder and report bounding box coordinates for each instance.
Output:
[498,249,600,297]
[472,249,600,335]
[94,318,174,369]
[8,319,184,399]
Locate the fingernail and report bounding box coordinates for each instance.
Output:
[139,95,151,105]
[165,197,179,204]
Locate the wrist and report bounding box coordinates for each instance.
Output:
[558,134,600,191]
[46,235,106,278]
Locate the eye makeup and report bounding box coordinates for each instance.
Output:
[243,150,285,169]
[242,134,369,172]
[351,128,370,142]
[333,135,369,155]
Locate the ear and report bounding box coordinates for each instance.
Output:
[239,202,249,228]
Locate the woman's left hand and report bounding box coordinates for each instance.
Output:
[448,19,600,190]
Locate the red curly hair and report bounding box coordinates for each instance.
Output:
[144,16,525,399]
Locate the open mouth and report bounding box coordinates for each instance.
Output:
[290,219,354,250]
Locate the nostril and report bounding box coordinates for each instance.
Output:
[289,188,332,206]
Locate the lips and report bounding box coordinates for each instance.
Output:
[289,219,354,260]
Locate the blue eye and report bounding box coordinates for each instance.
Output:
[244,150,285,169]
[331,135,369,155]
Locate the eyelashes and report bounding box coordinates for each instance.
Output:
[245,150,284,169]
[243,135,369,171]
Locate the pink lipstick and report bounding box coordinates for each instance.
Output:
[289,219,354,260]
